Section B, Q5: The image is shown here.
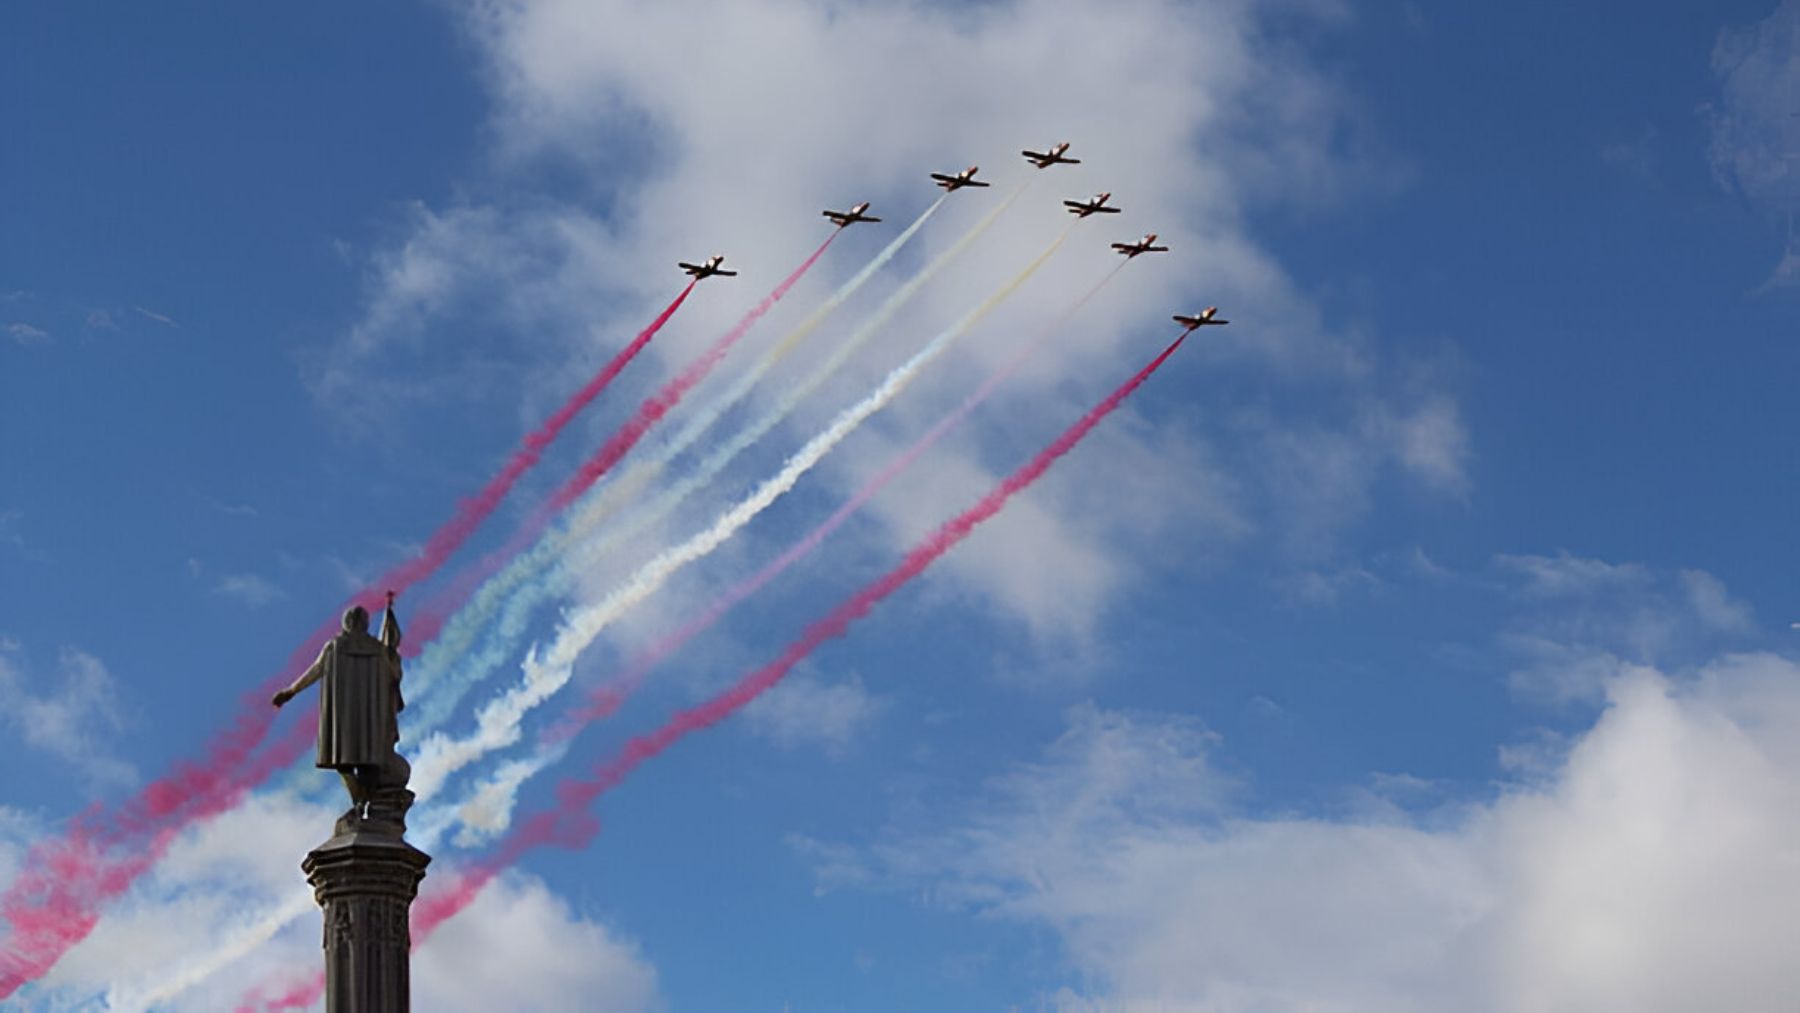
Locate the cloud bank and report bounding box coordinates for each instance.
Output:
[18,792,660,1012]
[1709,0,1800,288]
[327,0,1463,648]
[804,653,1800,1011]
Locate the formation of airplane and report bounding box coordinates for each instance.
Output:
[1022,142,1080,168]
[678,255,737,279]
[823,202,882,227]
[679,148,1230,335]
[1111,233,1168,259]
[1063,192,1121,218]
[930,166,991,191]
[1173,307,1229,330]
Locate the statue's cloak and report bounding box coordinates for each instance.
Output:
[314,631,400,770]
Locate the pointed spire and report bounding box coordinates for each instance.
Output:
[379,589,402,651]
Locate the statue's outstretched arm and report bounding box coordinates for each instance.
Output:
[271,644,330,708]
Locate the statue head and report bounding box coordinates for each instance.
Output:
[342,606,371,635]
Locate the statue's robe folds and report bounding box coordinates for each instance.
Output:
[304,632,403,771]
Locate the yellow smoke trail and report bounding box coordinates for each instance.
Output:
[411,219,1076,813]
[120,188,1045,1012]
[406,182,1031,740]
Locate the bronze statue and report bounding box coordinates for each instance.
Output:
[274,591,414,835]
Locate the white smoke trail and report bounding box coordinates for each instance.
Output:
[104,890,315,1013]
[107,191,1035,1013]
[103,766,479,1013]
[403,195,955,740]
[410,219,1075,823]
[437,744,566,849]
[405,183,1029,742]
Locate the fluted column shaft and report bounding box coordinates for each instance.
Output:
[303,832,430,1013]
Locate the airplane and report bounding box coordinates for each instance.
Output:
[930,165,991,191]
[1022,142,1081,168]
[823,202,882,227]
[1173,307,1230,330]
[1063,192,1122,217]
[678,255,737,279]
[1111,233,1168,258]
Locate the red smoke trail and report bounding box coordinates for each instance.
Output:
[556,267,1128,736]
[539,239,835,524]
[0,825,177,993]
[412,234,837,637]
[21,245,834,1001]
[397,282,694,645]
[0,718,320,994]
[376,280,698,598]
[238,805,589,1008]
[231,325,1175,1010]
[0,288,696,998]
[243,970,325,1012]
[405,329,1190,946]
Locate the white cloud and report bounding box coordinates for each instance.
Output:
[1282,562,1379,604]
[19,790,661,1012]
[1499,633,1630,708]
[5,322,50,346]
[1494,556,1760,705]
[744,669,884,754]
[212,572,286,608]
[1710,0,1800,208]
[1708,0,1800,286]
[37,795,341,1012]
[1495,552,1651,598]
[324,0,1463,642]
[0,642,136,788]
[198,494,260,518]
[131,306,178,328]
[804,654,1800,1011]
[1757,240,1800,292]
[1387,394,1470,498]
[1247,390,1468,559]
[415,871,661,1012]
[1679,567,1755,634]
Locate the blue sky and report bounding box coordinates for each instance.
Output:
[3,1,1798,1010]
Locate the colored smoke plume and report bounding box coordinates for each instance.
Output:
[404,329,1190,942]
[382,280,696,596]
[557,263,1128,735]
[410,221,1072,803]
[405,235,837,683]
[241,969,324,1012]
[536,237,835,524]
[0,284,696,999]
[405,202,950,738]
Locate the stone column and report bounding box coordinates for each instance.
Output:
[303,820,431,1013]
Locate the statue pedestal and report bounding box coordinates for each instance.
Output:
[303,827,431,1013]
